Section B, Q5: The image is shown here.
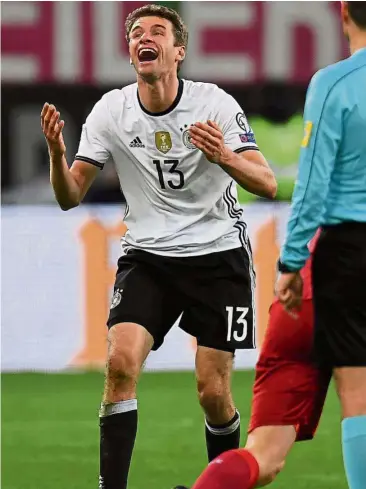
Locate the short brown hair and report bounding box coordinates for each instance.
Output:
[348,2,366,30]
[125,4,188,72]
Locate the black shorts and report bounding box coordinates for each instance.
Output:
[107,246,255,352]
[312,222,366,368]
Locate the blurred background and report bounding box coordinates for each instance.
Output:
[1,2,348,489]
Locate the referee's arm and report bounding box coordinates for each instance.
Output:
[279,72,342,272]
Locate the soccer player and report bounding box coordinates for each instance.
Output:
[40,4,276,489]
[176,232,332,489]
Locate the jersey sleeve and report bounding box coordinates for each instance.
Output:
[215,91,259,154]
[75,95,111,169]
[280,71,343,271]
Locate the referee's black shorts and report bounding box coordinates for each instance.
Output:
[312,222,366,368]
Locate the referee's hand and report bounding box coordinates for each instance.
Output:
[275,272,303,317]
[41,103,66,157]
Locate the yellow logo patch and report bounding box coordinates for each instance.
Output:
[155,131,172,154]
[301,121,313,148]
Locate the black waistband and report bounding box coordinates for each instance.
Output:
[322,221,366,238]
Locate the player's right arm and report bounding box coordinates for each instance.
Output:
[41,95,112,210]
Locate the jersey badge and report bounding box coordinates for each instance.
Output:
[301,121,313,148]
[155,131,172,154]
[236,112,251,133]
[180,125,196,150]
[110,288,123,309]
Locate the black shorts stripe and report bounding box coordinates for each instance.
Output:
[234,220,256,348]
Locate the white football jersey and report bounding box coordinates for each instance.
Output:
[76,79,258,257]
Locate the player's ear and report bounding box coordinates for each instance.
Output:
[176,46,186,63]
[341,1,349,24]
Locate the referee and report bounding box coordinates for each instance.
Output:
[276,3,366,489]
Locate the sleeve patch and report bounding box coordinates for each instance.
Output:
[239,133,256,144]
[301,121,313,148]
[236,112,251,133]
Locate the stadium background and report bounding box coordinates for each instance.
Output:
[1,2,347,488]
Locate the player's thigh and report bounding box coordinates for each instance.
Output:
[195,345,234,395]
[250,303,331,442]
[250,363,330,442]
[312,225,366,368]
[108,250,183,352]
[333,367,366,418]
[259,301,315,363]
[181,246,255,352]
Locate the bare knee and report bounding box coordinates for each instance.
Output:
[107,347,140,385]
[197,380,234,424]
[334,367,366,418]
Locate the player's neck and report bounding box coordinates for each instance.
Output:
[137,74,180,114]
[349,31,366,55]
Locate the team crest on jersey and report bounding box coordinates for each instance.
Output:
[182,129,196,150]
[155,131,172,154]
[180,124,195,150]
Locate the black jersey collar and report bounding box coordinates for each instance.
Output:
[137,78,184,117]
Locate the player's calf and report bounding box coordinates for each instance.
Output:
[196,346,240,461]
[334,367,366,418]
[99,322,154,489]
[244,425,295,487]
[197,379,235,424]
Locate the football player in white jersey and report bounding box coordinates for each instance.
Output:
[41,4,276,488]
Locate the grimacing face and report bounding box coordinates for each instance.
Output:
[128,16,185,79]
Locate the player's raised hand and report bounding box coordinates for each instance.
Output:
[41,103,66,157]
[189,120,231,164]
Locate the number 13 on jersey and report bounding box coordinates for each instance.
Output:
[226,306,249,342]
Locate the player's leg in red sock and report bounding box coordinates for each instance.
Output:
[191,425,295,489]
[244,425,296,486]
[191,448,259,489]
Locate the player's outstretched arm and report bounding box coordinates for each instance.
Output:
[41,103,98,210]
[189,121,277,199]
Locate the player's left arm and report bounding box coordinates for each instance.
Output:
[189,92,277,199]
[279,71,343,272]
[220,147,276,199]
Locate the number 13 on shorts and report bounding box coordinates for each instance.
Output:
[226,306,250,343]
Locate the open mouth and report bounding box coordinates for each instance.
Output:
[138,48,158,63]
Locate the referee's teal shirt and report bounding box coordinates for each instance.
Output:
[281,47,366,271]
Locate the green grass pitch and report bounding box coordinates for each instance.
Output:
[2,370,347,489]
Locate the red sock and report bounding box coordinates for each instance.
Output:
[192,449,259,489]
